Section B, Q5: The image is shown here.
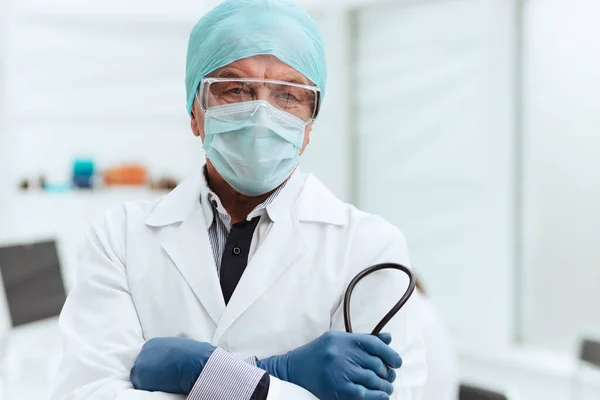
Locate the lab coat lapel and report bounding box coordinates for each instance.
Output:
[212,174,308,343]
[148,166,226,327]
[161,205,225,327]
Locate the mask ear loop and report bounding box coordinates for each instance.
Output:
[343,263,417,335]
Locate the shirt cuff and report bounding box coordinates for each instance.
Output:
[187,347,267,400]
[245,356,259,366]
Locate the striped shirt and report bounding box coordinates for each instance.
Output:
[189,348,267,400]
[206,183,285,273]
[188,171,286,400]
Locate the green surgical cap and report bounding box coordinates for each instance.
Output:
[185,0,327,115]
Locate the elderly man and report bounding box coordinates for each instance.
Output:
[51,0,427,399]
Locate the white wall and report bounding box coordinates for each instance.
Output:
[456,0,600,397]
[355,0,518,350]
[299,10,351,200]
[521,0,600,352]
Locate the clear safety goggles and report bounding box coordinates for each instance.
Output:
[198,78,321,122]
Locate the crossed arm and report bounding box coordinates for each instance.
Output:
[51,215,426,400]
[51,215,319,400]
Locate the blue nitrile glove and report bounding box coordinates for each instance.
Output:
[257,331,401,400]
[130,337,216,394]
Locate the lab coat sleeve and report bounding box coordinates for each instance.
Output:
[330,216,428,400]
[262,376,317,400]
[51,207,184,400]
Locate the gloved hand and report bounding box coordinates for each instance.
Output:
[130,337,216,394]
[257,331,401,400]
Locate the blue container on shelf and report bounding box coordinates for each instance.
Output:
[72,159,95,189]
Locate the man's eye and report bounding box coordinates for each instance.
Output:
[281,92,298,101]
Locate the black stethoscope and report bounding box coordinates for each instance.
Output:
[343,263,416,335]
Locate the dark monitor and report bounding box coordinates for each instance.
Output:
[0,239,67,327]
[459,385,508,400]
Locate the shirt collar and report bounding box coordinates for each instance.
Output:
[199,166,291,229]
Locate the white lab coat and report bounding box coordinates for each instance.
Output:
[418,296,460,400]
[52,169,427,400]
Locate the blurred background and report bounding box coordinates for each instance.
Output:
[0,0,599,398]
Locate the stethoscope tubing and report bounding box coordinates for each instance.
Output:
[343,263,417,335]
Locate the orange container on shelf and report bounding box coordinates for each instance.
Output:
[103,164,148,186]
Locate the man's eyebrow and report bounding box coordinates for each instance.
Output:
[214,70,243,79]
[282,78,309,85]
[278,74,310,85]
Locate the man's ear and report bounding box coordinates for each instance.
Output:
[191,111,201,137]
[300,122,313,156]
[190,102,205,139]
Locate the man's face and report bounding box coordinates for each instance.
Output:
[190,55,314,156]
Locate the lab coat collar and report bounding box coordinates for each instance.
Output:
[195,170,302,226]
[261,169,301,223]
[296,174,347,226]
[145,166,207,228]
[146,166,346,228]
